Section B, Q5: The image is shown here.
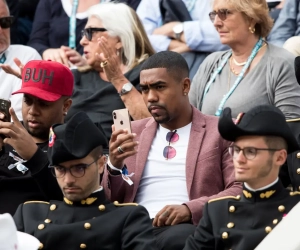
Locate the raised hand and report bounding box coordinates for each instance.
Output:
[0,57,24,79]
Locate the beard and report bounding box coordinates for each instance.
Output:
[23,121,49,141]
[148,104,171,124]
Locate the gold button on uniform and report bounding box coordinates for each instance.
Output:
[227,222,235,228]
[98,205,105,211]
[84,223,91,229]
[229,206,235,213]
[44,219,51,223]
[38,243,44,249]
[38,224,45,230]
[297,152,300,158]
[50,204,56,211]
[222,232,229,239]
[297,168,300,175]
[265,226,272,233]
[273,219,278,225]
[80,243,87,249]
[278,205,285,212]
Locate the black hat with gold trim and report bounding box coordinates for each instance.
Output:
[48,112,108,166]
[218,105,299,154]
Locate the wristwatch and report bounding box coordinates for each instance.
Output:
[119,82,133,96]
[173,23,184,41]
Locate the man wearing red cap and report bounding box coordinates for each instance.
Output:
[0,60,73,215]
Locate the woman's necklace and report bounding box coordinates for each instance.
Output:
[232,43,267,67]
[230,43,267,76]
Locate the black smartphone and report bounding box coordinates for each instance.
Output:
[0,98,11,122]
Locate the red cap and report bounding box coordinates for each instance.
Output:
[12,60,74,101]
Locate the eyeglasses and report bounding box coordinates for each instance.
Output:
[81,27,107,41]
[49,158,99,178]
[163,130,179,160]
[208,9,233,22]
[0,16,14,29]
[228,145,282,160]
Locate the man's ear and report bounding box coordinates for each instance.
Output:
[275,150,287,167]
[182,77,191,95]
[97,155,107,175]
[63,98,72,114]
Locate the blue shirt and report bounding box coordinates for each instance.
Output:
[268,0,300,46]
[136,0,228,52]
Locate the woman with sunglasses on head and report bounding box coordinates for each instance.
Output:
[65,2,154,148]
[189,0,300,120]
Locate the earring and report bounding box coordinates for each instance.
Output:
[64,112,68,116]
[116,50,120,56]
[249,27,255,34]
[184,92,187,96]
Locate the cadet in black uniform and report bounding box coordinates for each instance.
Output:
[13,111,157,250]
[184,105,300,250]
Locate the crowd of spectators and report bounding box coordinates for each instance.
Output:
[1,0,300,249]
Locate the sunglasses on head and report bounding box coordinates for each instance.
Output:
[208,9,232,22]
[81,27,107,41]
[0,16,14,29]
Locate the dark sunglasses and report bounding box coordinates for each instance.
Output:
[0,16,14,29]
[163,130,179,160]
[208,9,232,22]
[81,27,107,41]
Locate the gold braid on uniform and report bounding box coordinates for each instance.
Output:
[24,201,50,205]
[290,191,300,196]
[260,190,276,199]
[208,195,241,203]
[113,201,139,206]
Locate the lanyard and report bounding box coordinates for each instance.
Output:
[202,37,264,116]
[185,0,196,12]
[69,0,79,49]
[0,53,6,64]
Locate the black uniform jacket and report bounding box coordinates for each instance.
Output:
[281,120,300,190]
[183,181,300,250]
[0,142,61,215]
[14,190,158,250]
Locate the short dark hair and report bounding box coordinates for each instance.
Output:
[140,51,189,82]
[263,136,288,151]
[90,146,103,161]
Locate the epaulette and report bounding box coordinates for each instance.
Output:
[113,201,138,206]
[24,201,50,205]
[290,191,300,196]
[286,118,300,122]
[208,195,241,204]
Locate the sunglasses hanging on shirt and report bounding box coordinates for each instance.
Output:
[163,130,179,160]
[0,16,14,29]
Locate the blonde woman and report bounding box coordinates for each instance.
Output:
[189,0,300,119]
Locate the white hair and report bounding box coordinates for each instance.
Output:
[87,2,138,69]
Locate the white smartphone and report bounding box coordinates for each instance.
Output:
[112,108,132,134]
